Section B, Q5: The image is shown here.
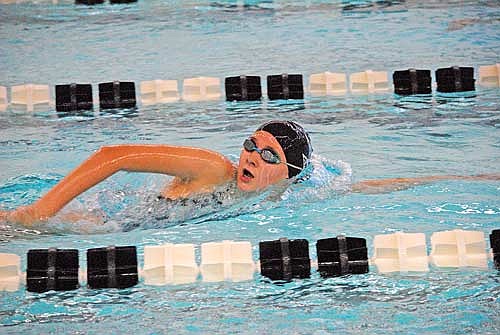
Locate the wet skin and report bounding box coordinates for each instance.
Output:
[236,131,289,192]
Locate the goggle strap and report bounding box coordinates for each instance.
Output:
[244,138,307,172]
[284,161,303,171]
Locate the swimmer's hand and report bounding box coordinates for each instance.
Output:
[1,205,40,226]
[0,206,106,227]
[472,173,500,181]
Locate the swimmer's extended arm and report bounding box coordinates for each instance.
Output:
[2,145,235,225]
[352,173,500,194]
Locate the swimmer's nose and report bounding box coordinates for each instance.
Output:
[246,152,259,167]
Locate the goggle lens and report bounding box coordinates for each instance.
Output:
[243,139,281,164]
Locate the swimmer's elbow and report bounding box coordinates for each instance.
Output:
[95,145,114,155]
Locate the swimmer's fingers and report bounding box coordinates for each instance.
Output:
[473,173,500,181]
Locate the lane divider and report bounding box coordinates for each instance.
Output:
[87,245,138,289]
[201,240,255,283]
[55,83,93,112]
[182,77,221,102]
[0,228,498,292]
[0,64,499,113]
[143,243,198,286]
[349,70,389,93]
[435,66,475,93]
[430,230,487,268]
[478,64,500,87]
[225,75,262,101]
[140,80,179,105]
[392,69,432,95]
[372,232,429,273]
[308,72,347,96]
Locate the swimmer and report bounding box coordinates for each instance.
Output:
[0,120,498,227]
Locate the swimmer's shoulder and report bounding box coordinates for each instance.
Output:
[161,151,236,199]
[195,148,236,181]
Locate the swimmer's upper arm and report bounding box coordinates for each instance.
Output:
[103,144,234,183]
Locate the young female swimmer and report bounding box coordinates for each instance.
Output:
[0,120,498,226]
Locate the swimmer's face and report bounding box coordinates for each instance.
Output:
[237,130,289,192]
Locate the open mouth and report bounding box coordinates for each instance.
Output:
[242,168,254,179]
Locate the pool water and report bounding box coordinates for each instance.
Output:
[1,0,499,334]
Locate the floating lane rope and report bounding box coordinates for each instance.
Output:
[200,240,255,282]
[316,235,369,277]
[1,64,499,112]
[55,83,93,112]
[87,245,138,289]
[259,237,311,281]
[350,70,389,93]
[143,243,198,285]
[140,80,180,105]
[267,73,304,100]
[392,69,432,95]
[98,81,137,109]
[26,248,79,293]
[0,253,21,292]
[225,75,262,102]
[479,64,500,87]
[435,66,475,93]
[372,232,429,273]
[1,228,499,292]
[308,72,347,96]
[182,77,222,102]
[10,84,51,112]
[490,229,500,269]
[430,230,488,268]
[0,86,7,112]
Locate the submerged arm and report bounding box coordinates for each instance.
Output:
[1,144,234,225]
[352,173,500,194]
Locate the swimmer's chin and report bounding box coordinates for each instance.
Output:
[237,180,255,192]
[236,177,263,192]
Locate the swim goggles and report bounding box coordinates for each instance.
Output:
[243,138,303,171]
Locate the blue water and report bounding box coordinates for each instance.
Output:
[0,0,499,334]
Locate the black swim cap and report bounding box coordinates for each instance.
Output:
[257,120,313,178]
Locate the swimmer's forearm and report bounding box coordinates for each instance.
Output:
[352,174,500,194]
[10,144,234,223]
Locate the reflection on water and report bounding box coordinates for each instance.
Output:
[98,107,139,118]
[342,0,407,13]
[209,0,275,11]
